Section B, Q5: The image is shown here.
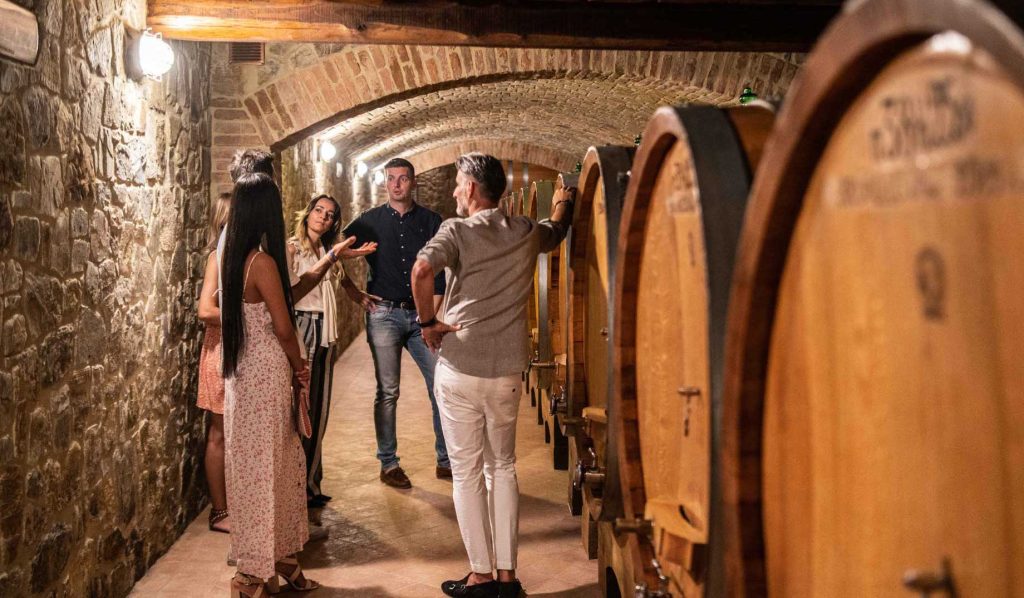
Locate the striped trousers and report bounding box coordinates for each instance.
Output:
[296,311,337,498]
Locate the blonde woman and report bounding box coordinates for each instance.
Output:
[197,192,233,533]
[286,194,375,506]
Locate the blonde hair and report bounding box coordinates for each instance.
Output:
[292,194,342,255]
[207,192,232,251]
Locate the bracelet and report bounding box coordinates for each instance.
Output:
[327,248,338,263]
[554,199,574,209]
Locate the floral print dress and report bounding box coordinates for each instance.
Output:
[224,295,309,578]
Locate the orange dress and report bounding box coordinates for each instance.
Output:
[197,324,225,414]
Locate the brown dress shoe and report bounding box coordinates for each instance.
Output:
[436,465,453,479]
[380,466,412,489]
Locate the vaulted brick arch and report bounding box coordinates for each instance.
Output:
[212,44,803,194]
[244,46,800,147]
[408,140,576,174]
[317,77,710,171]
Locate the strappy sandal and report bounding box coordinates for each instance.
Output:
[273,556,320,592]
[208,508,230,533]
[231,573,270,598]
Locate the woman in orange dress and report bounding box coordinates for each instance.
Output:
[197,192,232,533]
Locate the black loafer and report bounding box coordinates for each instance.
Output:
[441,574,499,597]
[380,466,413,489]
[498,579,523,598]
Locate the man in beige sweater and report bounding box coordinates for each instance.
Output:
[411,153,574,598]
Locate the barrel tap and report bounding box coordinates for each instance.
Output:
[571,440,604,492]
[634,557,671,598]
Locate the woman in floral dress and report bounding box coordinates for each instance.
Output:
[220,173,318,597]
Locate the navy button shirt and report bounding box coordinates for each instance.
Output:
[342,202,446,301]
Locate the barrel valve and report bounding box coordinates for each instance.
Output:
[634,557,671,598]
[529,352,558,371]
[572,443,604,491]
[902,558,956,597]
[550,386,567,416]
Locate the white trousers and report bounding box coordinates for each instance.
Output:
[434,361,522,572]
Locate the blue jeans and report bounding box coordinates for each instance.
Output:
[366,305,449,470]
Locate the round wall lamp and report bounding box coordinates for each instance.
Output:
[356,161,369,178]
[372,170,385,186]
[126,28,175,81]
[320,141,337,162]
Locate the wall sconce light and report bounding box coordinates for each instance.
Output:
[335,162,344,178]
[372,170,385,186]
[356,161,369,178]
[126,28,175,81]
[320,141,337,162]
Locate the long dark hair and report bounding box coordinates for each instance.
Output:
[221,173,294,377]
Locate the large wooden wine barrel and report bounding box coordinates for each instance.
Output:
[723,0,1024,596]
[526,178,574,470]
[612,104,774,597]
[527,180,556,427]
[565,146,635,534]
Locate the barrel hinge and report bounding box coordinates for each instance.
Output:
[903,558,956,598]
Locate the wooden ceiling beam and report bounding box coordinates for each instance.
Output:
[147,1,844,52]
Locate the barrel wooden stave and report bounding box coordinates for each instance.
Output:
[725,0,1024,595]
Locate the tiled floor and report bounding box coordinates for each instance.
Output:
[130,333,600,597]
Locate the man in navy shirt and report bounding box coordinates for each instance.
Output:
[341,158,450,488]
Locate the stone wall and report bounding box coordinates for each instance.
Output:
[415,165,458,220]
[0,0,211,595]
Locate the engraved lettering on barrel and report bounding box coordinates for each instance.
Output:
[870,78,974,161]
[955,156,1001,198]
[915,247,946,321]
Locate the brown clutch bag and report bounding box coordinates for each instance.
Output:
[294,384,312,438]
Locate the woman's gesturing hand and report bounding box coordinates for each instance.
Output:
[331,236,378,259]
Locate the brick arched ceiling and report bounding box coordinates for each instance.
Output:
[408,141,576,174]
[236,45,800,147]
[211,43,803,193]
[316,77,712,169]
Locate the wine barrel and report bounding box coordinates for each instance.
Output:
[565,146,635,535]
[525,178,574,470]
[612,104,774,597]
[528,180,556,428]
[723,0,1024,596]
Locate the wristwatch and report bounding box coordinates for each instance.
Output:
[416,315,438,328]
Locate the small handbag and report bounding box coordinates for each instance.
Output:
[294,383,313,439]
